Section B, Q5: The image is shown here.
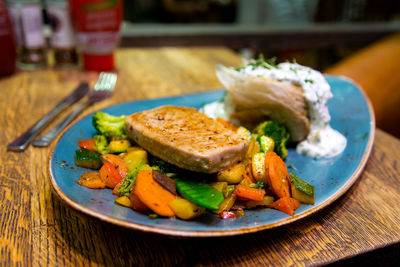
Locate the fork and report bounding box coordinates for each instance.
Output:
[33,72,117,147]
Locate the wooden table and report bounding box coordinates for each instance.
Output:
[1,47,400,266]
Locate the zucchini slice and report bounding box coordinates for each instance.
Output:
[75,149,102,170]
[289,172,315,204]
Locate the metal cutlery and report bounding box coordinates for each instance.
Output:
[7,82,90,152]
[33,72,117,147]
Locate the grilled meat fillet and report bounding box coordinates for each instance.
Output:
[125,106,249,173]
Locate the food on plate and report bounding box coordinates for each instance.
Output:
[264,151,290,198]
[289,172,315,205]
[134,170,176,217]
[169,198,206,220]
[125,105,249,173]
[202,56,347,158]
[216,65,309,142]
[93,111,127,139]
[77,172,106,189]
[75,149,102,169]
[268,197,301,217]
[175,177,224,210]
[74,109,315,220]
[253,120,289,159]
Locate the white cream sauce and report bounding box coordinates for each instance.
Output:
[201,101,228,120]
[205,62,347,158]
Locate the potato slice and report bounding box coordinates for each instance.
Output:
[217,163,245,184]
[115,196,132,208]
[107,140,131,154]
[168,198,205,220]
[209,182,228,193]
[122,148,148,172]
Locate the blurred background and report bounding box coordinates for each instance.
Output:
[6,0,400,71]
[119,0,400,69]
[2,0,400,137]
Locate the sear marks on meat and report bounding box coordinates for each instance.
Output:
[125,106,249,173]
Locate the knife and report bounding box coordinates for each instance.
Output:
[7,82,90,152]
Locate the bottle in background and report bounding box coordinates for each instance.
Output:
[0,0,16,76]
[7,0,46,70]
[69,0,123,72]
[47,0,78,67]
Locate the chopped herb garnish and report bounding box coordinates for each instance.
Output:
[118,169,139,197]
[148,213,159,219]
[248,181,264,189]
[224,185,236,198]
[290,67,298,74]
[356,132,368,139]
[288,162,299,172]
[305,79,314,84]
[145,210,160,219]
[236,55,279,71]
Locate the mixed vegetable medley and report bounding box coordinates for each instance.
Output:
[75,111,315,220]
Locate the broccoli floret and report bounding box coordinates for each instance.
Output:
[253,121,290,159]
[253,121,268,137]
[93,135,108,154]
[118,164,155,197]
[92,111,127,139]
[263,121,290,159]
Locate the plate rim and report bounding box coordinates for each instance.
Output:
[47,75,376,237]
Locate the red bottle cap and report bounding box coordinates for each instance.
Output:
[83,53,114,71]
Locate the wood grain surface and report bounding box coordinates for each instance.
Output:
[1,47,400,266]
[325,32,400,138]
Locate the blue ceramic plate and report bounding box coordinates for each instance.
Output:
[48,76,375,237]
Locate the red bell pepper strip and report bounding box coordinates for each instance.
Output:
[219,211,237,219]
[78,138,96,151]
[99,162,123,189]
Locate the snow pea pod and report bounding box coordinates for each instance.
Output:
[175,178,224,210]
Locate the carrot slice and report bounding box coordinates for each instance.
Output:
[216,117,238,131]
[130,185,149,211]
[135,170,176,217]
[268,197,301,216]
[233,184,265,201]
[101,154,128,179]
[77,172,106,189]
[78,138,96,152]
[99,162,123,188]
[265,151,290,198]
[242,162,256,184]
[264,151,274,179]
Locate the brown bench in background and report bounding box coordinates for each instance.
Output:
[325,32,400,138]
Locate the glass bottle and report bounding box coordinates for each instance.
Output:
[46,0,77,67]
[69,0,123,71]
[0,0,16,76]
[7,0,46,70]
